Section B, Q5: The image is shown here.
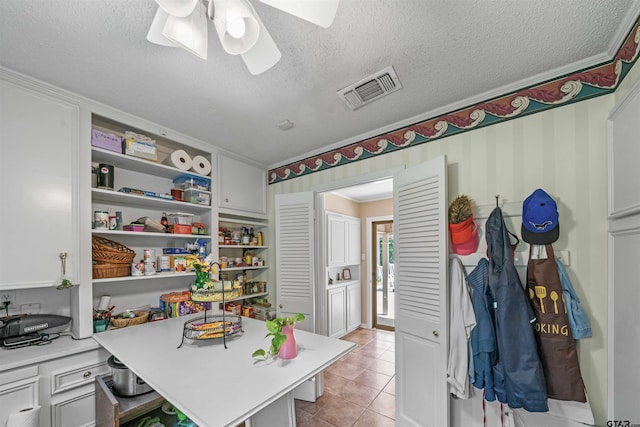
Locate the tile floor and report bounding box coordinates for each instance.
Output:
[295,328,396,426]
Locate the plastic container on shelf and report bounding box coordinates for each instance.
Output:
[172,173,210,191]
[167,212,194,225]
[172,224,192,235]
[183,188,211,206]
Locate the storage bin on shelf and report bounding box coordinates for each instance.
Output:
[183,188,210,206]
[92,235,136,279]
[172,173,210,191]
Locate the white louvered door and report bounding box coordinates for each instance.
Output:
[394,156,449,427]
[275,192,316,333]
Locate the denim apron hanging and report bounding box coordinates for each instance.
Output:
[526,244,586,402]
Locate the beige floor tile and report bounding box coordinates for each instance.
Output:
[377,349,395,363]
[353,409,396,427]
[369,391,396,420]
[296,408,336,427]
[353,343,388,358]
[315,395,366,427]
[299,328,397,427]
[366,358,395,376]
[335,380,381,407]
[353,369,393,390]
[323,371,351,395]
[326,360,367,381]
[382,376,395,395]
[340,352,378,369]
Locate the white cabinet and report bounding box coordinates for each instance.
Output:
[327,281,361,338]
[346,281,361,332]
[327,286,346,338]
[327,213,360,267]
[0,365,39,427]
[0,79,79,290]
[39,347,110,427]
[218,153,267,215]
[345,218,360,265]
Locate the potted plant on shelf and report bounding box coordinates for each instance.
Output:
[252,313,305,360]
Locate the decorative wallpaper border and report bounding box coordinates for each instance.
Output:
[269,17,640,185]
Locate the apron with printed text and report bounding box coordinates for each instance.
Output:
[526,244,586,402]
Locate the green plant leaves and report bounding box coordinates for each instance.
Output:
[252,313,306,360]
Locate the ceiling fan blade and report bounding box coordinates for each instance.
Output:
[259,0,339,28]
[155,0,198,18]
[162,2,208,59]
[147,7,177,46]
[240,12,282,75]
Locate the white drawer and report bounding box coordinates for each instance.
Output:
[0,365,38,387]
[50,360,109,395]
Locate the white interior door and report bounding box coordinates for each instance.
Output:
[275,192,316,332]
[394,155,449,427]
[608,81,640,422]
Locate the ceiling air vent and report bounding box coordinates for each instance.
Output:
[337,66,403,110]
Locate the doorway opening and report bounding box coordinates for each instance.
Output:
[372,220,395,331]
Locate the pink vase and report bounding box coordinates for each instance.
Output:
[278,324,298,359]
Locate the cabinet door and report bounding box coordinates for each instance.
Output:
[51,386,96,427]
[346,282,361,332]
[327,287,346,338]
[0,80,78,288]
[345,218,361,265]
[0,366,39,427]
[327,214,346,266]
[218,154,267,214]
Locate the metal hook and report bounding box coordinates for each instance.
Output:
[495,195,500,208]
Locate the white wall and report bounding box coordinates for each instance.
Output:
[268,63,639,425]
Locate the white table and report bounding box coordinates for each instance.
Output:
[93,314,356,427]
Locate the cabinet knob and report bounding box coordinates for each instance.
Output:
[83,371,91,378]
[432,330,439,337]
[279,304,283,309]
[225,198,230,203]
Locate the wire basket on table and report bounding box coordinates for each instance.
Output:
[182,315,243,340]
[92,235,136,264]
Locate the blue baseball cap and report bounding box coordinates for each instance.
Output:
[521,189,559,245]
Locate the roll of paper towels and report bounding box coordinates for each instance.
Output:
[191,155,212,176]
[98,295,111,311]
[7,406,40,427]
[166,149,192,171]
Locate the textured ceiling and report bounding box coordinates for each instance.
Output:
[1,0,639,169]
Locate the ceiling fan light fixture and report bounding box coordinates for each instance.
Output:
[213,0,260,55]
[147,7,177,47]
[240,9,281,75]
[155,0,198,18]
[227,17,246,38]
[162,2,208,59]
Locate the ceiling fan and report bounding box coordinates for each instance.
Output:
[146,0,339,75]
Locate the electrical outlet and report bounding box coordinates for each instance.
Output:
[1,291,16,309]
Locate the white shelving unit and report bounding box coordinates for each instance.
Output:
[88,114,215,328]
[218,214,270,306]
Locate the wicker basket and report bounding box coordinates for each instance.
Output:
[92,236,136,264]
[110,311,149,328]
[92,263,131,279]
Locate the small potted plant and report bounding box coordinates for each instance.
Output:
[252,313,305,360]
